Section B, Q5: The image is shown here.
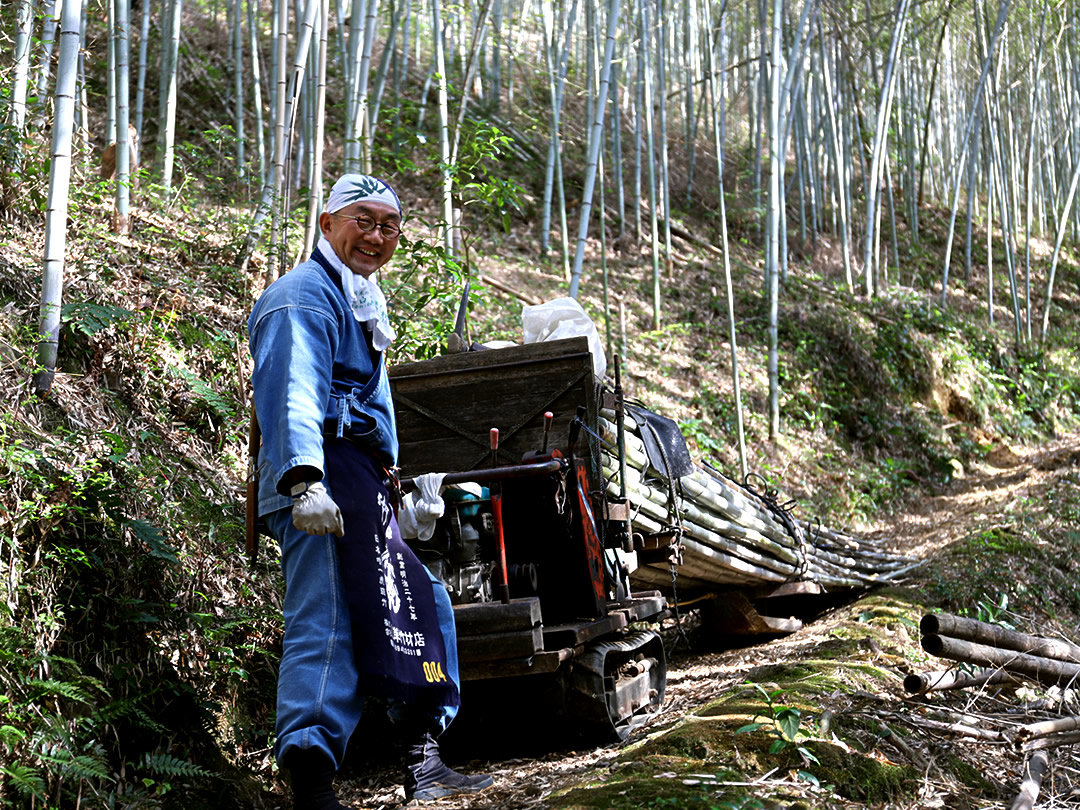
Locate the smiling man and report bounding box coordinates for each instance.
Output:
[248,174,492,809]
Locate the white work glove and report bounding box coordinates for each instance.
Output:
[398,473,447,541]
[290,481,345,537]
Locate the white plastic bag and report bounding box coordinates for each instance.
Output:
[521,297,607,378]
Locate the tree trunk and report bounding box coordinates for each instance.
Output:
[432,0,454,253]
[34,0,82,396]
[568,0,620,299]
[7,0,36,134]
[302,0,329,259]
[112,0,132,234]
[766,0,781,440]
[861,0,911,296]
[159,0,184,190]
[133,0,151,139]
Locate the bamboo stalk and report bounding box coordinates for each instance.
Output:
[1022,730,1080,753]
[606,470,893,590]
[602,456,797,561]
[921,614,1080,664]
[600,467,800,578]
[903,668,1018,694]
[1015,715,1080,745]
[598,417,914,590]
[906,715,1005,742]
[600,437,913,586]
[597,430,772,533]
[921,634,1080,689]
[1009,750,1049,810]
[598,418,795,541]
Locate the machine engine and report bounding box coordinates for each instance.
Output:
[409,485,496,605]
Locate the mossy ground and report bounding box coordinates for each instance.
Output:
[544,610,924,809]
[529,432,1080,810]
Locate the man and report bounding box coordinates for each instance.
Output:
[248,174,493,809]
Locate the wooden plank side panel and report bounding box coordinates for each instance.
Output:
[458,626,545,662]
[394,375,588,470]
[453,598,542,635]
[390,337,600,478]
[391,337,592,380]
[460,650,567,680]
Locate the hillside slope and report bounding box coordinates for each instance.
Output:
[2,147,1080,806]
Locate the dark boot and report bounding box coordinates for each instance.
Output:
[403,731,494,802]
[281,747,348,810]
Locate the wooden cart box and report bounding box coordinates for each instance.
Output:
[389,336,600,477]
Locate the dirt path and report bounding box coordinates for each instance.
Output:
[335,432,1080,809]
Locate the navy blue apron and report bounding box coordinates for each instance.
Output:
[325,440,459,712]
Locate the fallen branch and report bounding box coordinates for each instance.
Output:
[1015,716,1080,746]
[877,723,928,770]
[1022,730,1080,753]
[904,715,1006,742]
[477,273,542,305]
[903,667,1019,694]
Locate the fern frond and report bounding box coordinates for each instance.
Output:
[172,367,237,421]
[36,748,114,782]
[1,765,46,799]
[141,751,212,779]
[0,724,27,745]
[29,678,92,704]
[125,519,180,564]
[93,698,168,734]
[61,301,136,337]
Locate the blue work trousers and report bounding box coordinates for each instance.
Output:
[266,504,460,768]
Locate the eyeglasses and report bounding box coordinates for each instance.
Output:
[331,213,401,239]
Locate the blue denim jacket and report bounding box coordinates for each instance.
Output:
[248,249,399,517]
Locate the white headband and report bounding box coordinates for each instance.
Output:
[324,173,401,215]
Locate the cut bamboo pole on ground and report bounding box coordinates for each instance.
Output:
[1022,730,1080,753]
[1009,750,1049,810]
[903,667,1018,694]
[1015,716,1080,746]
[921,634,1080,689]
[921,613,1080,664]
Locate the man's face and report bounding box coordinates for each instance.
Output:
[319,200,401,278]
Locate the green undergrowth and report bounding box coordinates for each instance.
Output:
[0,191,286,807]
[925,468,1080,619]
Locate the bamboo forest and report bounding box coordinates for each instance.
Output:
[2,0,1080,805]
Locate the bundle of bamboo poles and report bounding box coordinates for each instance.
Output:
[596,413,918,591]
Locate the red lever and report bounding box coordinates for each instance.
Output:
[541,411,554,454]
[488,426,509,603]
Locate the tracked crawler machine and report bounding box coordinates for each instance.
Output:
[388,335,916,740]
[389,336,668,741]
